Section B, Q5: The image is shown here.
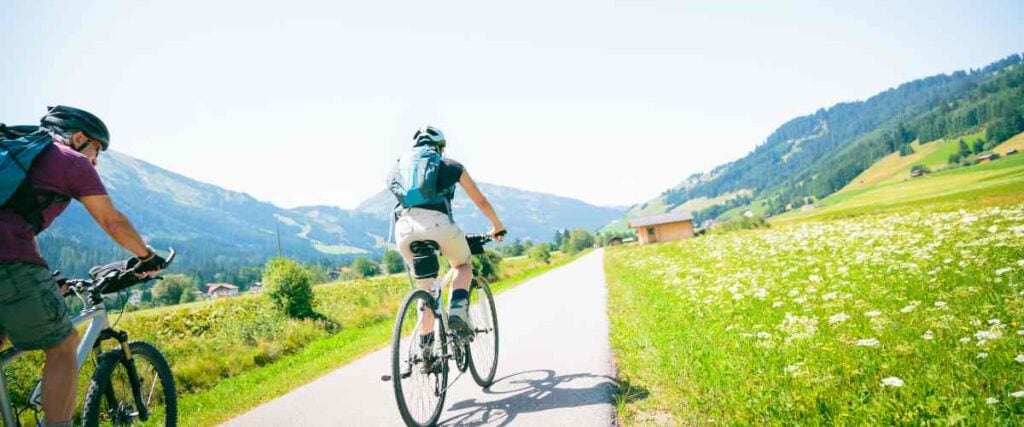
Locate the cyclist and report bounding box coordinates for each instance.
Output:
[388,126,505,350]
[0,106,166,427]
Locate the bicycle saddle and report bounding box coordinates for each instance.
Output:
[409,240,440,279]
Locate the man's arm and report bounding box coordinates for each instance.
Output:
[79,195,151,258]
[459,170,506,237]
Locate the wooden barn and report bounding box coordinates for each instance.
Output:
[628,211,695,245]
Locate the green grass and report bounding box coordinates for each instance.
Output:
[606,203,1024,424]
[775,150,1024,224]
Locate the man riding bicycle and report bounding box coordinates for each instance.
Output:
[0,106,166,427]
[387,126,506,350]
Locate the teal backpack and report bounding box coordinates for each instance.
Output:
[0,123,66,232]
[387,145,451,209]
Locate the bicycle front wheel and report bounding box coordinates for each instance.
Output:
[468,278,499,387]
[82,341,177,427]
[392,290,449,427]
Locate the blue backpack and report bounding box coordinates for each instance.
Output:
[0,124,66,233]
[387,145,451,209]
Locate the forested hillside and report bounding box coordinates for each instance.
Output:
[630,53,1023,223]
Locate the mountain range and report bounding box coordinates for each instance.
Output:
[38,151,625,278]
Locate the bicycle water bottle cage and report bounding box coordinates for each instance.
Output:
[409,240,440,279]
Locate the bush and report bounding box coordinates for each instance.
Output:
[381,250,405,274]
[263,257,316,319]
[351,256,381,278]
[561,229,595,255]
[472,249,503,282]
[527,243,551,264]
[151,274,197,306]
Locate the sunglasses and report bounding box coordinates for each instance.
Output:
[74,137,102,160]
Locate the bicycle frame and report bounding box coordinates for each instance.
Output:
[0,300,111,426]
[406,267,458,335]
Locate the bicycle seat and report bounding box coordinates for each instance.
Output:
[409,240,439,255]
[409,240,440,279]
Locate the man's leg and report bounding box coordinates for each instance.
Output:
[42,330,80,426]
[438,226,474,337]
[0,263,77,426]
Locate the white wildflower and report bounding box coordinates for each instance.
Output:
[856,338,880,347]
[865,310,882,318]
[1015,354,1024,363]
[809,274,821,283]
[822,292,838,301]
[986,397,999,404]
[988,319,1002,326]
[960,337,971,343]
[975,330,1002,342]
[784,363,803,376]
[900,305,917,314]
[977,352,989,359]
[780,314,818,342]
[922,331,934,340]
[934,301,947,308]
[772,301,784,308]
[880,377,904,388]
[988,225,998,233]
[1011,391,1024,398]
[828,313,850,325]
[755,331,771,340]
[995,267,1012,276]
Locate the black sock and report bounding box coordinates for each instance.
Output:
[452,289,469,303]
[420,333,434,346]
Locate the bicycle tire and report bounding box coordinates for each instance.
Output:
[82,341,177,427]
[392,290,448,427]
[468,278,499,387]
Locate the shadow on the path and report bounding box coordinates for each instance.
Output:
[439,369,618,426]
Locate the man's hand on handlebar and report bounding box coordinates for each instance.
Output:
[133,246,168,278]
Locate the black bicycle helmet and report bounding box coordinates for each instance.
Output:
[40,105,110,150]
[412,125,446,148]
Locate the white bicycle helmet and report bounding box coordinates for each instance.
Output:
[412,126,446,148]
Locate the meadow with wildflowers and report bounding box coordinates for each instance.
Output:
[606,203,1024,424]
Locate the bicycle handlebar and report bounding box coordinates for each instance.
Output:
[59,248,176,299]
[465,231,506,255]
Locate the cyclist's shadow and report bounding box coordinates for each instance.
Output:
[439,369,616,426]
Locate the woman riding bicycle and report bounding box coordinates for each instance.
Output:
[387,126,506,347]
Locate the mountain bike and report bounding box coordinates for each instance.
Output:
[384,232,503,427]
[0,249,178,427]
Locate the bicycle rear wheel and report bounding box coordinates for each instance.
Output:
[391,290,449,427]
[81,341,177,427]
[468,278,499,387]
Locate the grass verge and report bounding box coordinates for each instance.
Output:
[605,203,1024,424]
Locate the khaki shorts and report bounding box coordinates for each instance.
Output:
[395,208,472,268]
[0,262,74,350]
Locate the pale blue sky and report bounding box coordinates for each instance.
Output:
[2,1,1022,208]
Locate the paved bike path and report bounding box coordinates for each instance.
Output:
[224,249,616,426]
